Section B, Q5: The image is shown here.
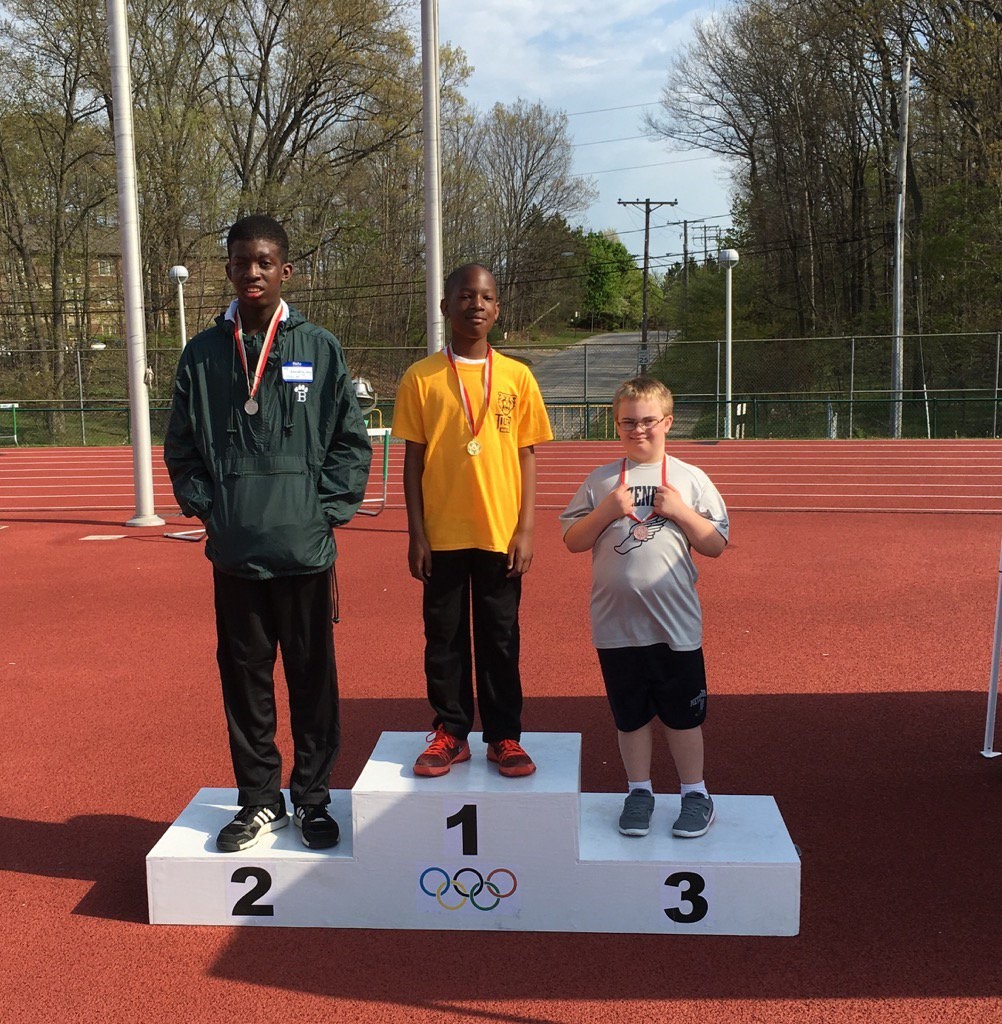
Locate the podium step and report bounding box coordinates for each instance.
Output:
[146,733,800,934]
[575,793,800,934]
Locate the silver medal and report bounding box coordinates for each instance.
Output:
[244,397,259,415]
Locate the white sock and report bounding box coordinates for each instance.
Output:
[681,781,708,798]
[628,780,652,794]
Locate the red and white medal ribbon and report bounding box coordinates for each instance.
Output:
[234,304,284,414]
[445,344,493,455]
[620,455,667,540]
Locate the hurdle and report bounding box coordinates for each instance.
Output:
[359,426,391,516]
[0,402,18,445]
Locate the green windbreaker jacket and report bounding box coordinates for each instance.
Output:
[163,304,372,579]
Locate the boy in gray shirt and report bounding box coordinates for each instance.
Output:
[560,377,728,838]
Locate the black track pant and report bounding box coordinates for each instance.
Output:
[213,568,339,808]
[422,549,523,743]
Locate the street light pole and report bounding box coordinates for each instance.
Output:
[168,265,189,348]
[718,248,740,439]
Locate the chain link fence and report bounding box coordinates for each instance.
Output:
[1,332,999,445]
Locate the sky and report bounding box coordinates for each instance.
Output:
[437,0,736,272]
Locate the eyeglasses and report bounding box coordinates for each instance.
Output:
[617,416,666,431]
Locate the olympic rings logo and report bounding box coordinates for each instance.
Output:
[419,867,518,911]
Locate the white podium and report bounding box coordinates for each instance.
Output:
[147,732,800,934]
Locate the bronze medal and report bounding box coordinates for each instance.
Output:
[633,523,650,541]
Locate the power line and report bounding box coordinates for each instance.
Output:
[571,134,655,148]
[566,102,659,117]
[572,155,718,177]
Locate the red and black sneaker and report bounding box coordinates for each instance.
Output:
[487,739,536,778]
[414,725,471,777]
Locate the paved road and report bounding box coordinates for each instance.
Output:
[524,331,665,401]
[507,331,701,438]
[507,332,660,438]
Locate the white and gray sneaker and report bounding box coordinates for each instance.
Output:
[618,788,655,836]
[671,792,714,838]
[216,796,289,852]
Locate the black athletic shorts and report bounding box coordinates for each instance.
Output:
[596,643,708,733]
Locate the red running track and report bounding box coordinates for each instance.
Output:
[2,438,1001,515]
[2,502,1002,1023]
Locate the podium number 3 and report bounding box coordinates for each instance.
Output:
[446,804,479,856]
[231,866,274,916]
[664,871,708,923]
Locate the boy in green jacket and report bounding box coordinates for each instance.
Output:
[164,215,371,852]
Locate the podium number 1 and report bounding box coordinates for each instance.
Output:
[446,804,479,856]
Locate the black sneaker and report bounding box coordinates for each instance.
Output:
[294,803,341,849]
[216,796,288,852]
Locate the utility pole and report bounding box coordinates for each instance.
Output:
[618,198,677,373]
[665,217,705,341]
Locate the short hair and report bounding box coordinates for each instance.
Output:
[613,376,674,418]
[227,215,289,262]
[444,262,496,300]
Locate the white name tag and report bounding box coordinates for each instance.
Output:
[282,361,314,383]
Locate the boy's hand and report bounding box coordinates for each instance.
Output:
[602,482,635,519]
[408,534,433,581]
[654,482,688,520]
[507,530,533,577]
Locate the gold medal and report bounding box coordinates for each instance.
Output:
[466,439,481,456]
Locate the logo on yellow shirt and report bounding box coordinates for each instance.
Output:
[496,392,517,433]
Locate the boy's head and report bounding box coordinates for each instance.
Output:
[613,377,674,420]
[227,215,289,262]
[440,263,499,349]
[225,215,293,319]
[613,376,674,462]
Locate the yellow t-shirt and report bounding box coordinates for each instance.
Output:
[392,350,553,552]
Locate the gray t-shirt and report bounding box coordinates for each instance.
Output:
[559,455,729,651]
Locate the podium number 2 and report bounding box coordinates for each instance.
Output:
[446,804,479,856]
[231,867,274,916]
[664,871,708,923]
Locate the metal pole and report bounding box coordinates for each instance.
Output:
[640,200,650,372]
[993,332,1000,439]
[421,0,444,354]
[76,349,86,446]
[724,264,733,439]
[168,266,189,347]
[715,340,721,438]
[178,282,187,347]
[849,337,855,439]
[176,282,187,349]
[106,0,164,526]
[583,344,589,439]
[890,55,911,440]
[981,542,1002,757]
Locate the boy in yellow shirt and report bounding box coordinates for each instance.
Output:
[392,264,553,777]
